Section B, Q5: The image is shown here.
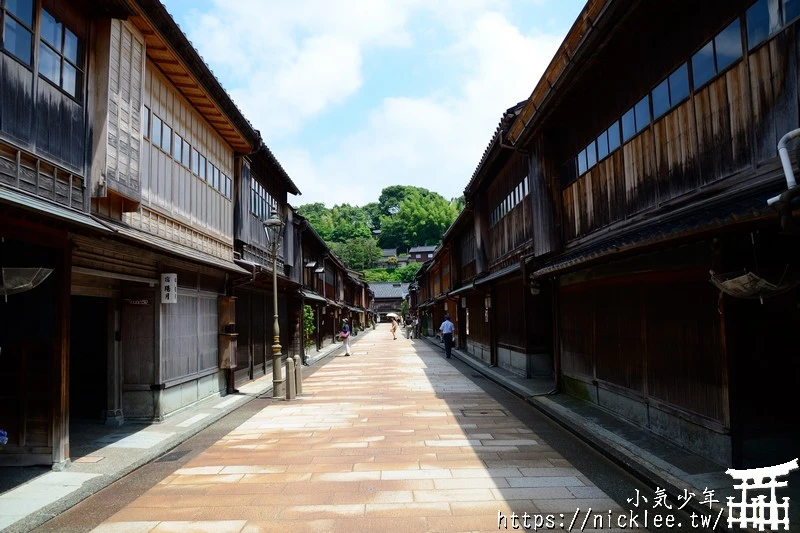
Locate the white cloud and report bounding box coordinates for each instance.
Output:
[176,0,567,207]
[274,11,563,206]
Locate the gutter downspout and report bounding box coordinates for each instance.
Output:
[767,128,800,206]
[767,128,800,234]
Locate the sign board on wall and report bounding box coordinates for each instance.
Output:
[161,273,177,304]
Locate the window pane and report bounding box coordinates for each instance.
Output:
[3,17,32,64]
[64,29,79,64]
[191,148,199,173]
[152,115,162,146]
[39,43,60,84]
[621,108,636,142]
[607,121,621,152]
[577,149,587,175]
[199,155,206,179]
[652,79,670,119]
[746,0,780,49]
[785,0,800,23]
[172,133,181,159]
[597,131,609,160]
[692,41,716,88]
[634,95,650,132]
[62,61,78,97]
[182,140,190,166]
[669,63,690,104]
[715,20,742,71]
[143,106,150,138]
[161,124,171,152]
[40,10,62,48]
[586,140,597,168]
[6,0,34,26]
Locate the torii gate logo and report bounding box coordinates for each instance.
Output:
[726,458,798,531]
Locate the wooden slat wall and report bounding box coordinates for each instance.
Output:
[0,142,85,211]
[235,289,251,369]
[558,25,800,245]
[494,279,525,351]
[34,81,85,171]
[530,142,559,256]
[694,63,750,184]
[0,50,86,175]
[457,225,476,282]
[137,61,234,245]
[0,55,35,145]
[106,19,144,196]
[559,280,726,424]
[654,100,698,201]
[121,289,156,385]
[750,28,800,163]
[162,291,218,382]
[487,152,531,264]
[465,294,490,346]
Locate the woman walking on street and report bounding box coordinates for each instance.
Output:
[390,317,398,340]
[341,318,352,356]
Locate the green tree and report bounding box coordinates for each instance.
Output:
[451,195,465,213]
[362,269,393,282]
[328,204,372,242]
[381,190,457,251]
[362,202,382,231]
[361,262,422,283]
[330,237,381,270]
[396,262,422,282]
[297,203,334,241]
[303,305,316,348]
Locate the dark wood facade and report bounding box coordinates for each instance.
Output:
[498,0,800,467]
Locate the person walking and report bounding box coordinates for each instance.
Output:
[390,317,398,340]
[439,314,455,359]
[341,318,352,356]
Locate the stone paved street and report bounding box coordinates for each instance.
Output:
[91,327,643,533]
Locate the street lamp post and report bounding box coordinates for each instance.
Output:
[263,213,286,398]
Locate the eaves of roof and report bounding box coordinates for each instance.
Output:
[506,0,619,148]
[255,143,301,196]
[134,0,261,152]
[528,186,779,279]
[463,101,526,197]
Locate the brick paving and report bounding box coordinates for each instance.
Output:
[92,327,642,533]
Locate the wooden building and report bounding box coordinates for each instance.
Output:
[408,245,437,263]
[500,0,800,467]
[0,0,311,467]
[296,214,332,353]
[438,104,554,379]
[231,144,302,388]
[371,282,409,319]
[416,246,461,343]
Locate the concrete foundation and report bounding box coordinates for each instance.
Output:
[562,375,731,466]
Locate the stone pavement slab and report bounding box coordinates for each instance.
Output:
[91,326,645,533]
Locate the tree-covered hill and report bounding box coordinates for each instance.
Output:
[297,185,463,275]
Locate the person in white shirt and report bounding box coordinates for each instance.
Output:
[439,314,455,359]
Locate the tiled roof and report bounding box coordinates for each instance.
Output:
[370,282,410,299]
[409,245,437,253]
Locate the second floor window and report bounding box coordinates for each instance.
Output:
[2,0,34,64]
[39,9,82,98]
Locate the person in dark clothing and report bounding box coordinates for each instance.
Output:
[439,314,455,359]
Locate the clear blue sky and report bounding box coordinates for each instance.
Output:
[162,0,586,207]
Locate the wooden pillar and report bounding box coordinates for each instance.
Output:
[52,245,71,467]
